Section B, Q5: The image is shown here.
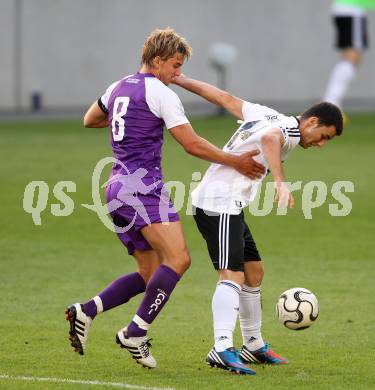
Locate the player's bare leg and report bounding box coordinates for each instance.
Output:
[244,260,264,288]
[66,249,160,356]
[116,221,191,368]
[133,249,162,284]
[140,221,191,275]
[342,48,362,66]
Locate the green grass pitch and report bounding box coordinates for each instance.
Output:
[1,114,374,389]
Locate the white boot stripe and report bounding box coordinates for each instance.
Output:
[212,350,225,365]
[208,352,217,362]
[116,327,156,368]
[210,355,220,364]
[241,349,259,363]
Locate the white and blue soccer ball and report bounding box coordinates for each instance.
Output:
[276,287,319,330]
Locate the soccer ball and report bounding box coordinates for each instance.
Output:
[276,287,319,330]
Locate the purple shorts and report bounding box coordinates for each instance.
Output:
[105,179,180,255]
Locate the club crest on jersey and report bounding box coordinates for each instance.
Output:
[240,131,251,141]
[226,120,260,149]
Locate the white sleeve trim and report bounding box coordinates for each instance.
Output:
[100,80,121,110]
[100,74,134,110]
[145,78,189,129]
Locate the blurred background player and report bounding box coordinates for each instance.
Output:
[65,28,264,369]
[173,74,343,374]
[323,0,375,112]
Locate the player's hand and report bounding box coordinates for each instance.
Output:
[274,182,294,208]
[171,74,187,85]
[234,150,266,179]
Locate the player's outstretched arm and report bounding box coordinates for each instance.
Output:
[260,129,294,208]
[172,75,244,120]
[83,101,109,128]
[170,123,265,179]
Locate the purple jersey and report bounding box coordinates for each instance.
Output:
[100,72,189,179]
[98,72,188,254]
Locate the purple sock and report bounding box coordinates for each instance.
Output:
[127,264,180,337]
[82,272,146,319]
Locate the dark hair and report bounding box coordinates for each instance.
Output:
[301,102,343,135]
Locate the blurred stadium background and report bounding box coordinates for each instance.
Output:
[1,0,375,118]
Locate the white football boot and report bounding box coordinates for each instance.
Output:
[65,303,92,355]
[116,327,157,368]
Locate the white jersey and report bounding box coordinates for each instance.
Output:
[191,101,301,214]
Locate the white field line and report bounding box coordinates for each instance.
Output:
[0,374,176,390]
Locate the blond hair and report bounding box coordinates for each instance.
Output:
[141,27,192,66]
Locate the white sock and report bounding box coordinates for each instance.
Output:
[212,280,241,352]
[93,296,103,314]
[239,285,265,351]
[323,60,356,107]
